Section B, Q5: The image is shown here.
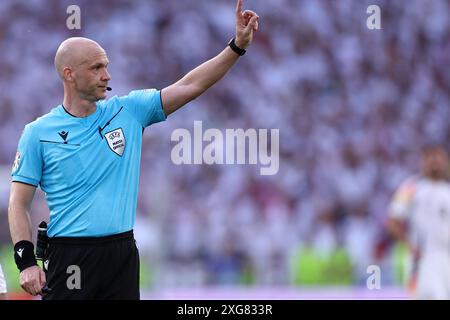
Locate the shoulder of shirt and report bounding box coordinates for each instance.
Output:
[392,174,420,193]
[103,89,158,111]
[120,89,159,100]
[23,106,62,134]
[399,174,434,192]
[98,95,131,118]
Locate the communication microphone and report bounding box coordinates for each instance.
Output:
[36,221,48,261]
[106,87,112,91]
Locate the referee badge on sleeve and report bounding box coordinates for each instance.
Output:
[12,151,21,173]
[105,128,126,156]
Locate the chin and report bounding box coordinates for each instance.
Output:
[96,94,107,101]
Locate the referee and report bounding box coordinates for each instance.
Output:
[8,0,258,299]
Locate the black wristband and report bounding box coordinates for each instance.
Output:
[228,38,246,56]
[14,240,38,272]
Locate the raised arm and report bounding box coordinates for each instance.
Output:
[161,0,259,116]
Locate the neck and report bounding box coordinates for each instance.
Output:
[63,91,97,118]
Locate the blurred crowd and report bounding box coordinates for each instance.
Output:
[1,0,450,289]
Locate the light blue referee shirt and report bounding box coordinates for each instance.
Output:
[11,89,166,237]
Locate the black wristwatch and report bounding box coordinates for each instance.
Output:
[228,38,246,56]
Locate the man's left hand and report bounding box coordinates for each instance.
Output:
[235,0,259,49]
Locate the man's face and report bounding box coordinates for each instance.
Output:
[421,148,449,180]
[70,47,111,102]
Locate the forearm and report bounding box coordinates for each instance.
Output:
[179,46,240,97]
[387,218,412,248]
[8,203,33,244]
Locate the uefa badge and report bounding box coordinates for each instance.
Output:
[105,128,125,156]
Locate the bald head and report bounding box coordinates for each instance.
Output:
[54,37,106,80]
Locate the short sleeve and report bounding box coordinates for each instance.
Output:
[388,178,416,221]
[118,89,166,128]
[11,124,42,187]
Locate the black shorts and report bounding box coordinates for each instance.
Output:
[42,230,140,300]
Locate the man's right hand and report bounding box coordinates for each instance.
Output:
[19,265,46,296]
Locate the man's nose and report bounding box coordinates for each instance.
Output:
[102,69,112,81]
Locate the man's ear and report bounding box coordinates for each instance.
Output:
[63,67,73,81]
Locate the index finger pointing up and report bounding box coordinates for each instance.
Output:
[236,0,243,18]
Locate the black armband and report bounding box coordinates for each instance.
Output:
[228,38,246,56]
[14,240,38,272]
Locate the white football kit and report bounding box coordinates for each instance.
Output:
[389,175,450,299]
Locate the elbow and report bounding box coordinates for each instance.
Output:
[387,218,404,239]
[8,199,14,219]
[189,83,209,100]
[8,196,24,221]
[179,84,207,108]
[7,200,18,227]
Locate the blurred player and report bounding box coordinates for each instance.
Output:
[8,0,258,299]
[388,145,450,299]
[0,263,7,299]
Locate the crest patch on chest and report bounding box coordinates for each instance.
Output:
[105,128,125,156]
